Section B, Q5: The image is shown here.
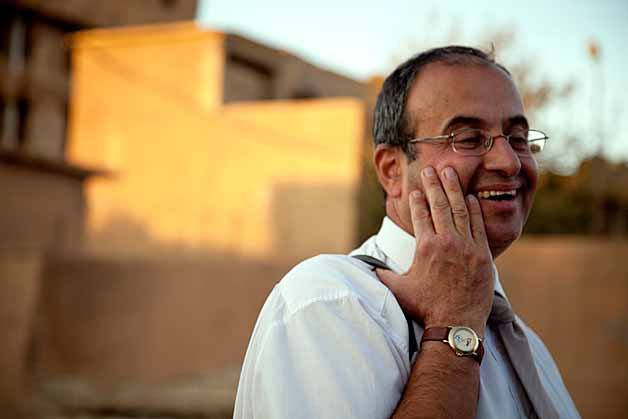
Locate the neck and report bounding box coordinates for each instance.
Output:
[385,199,413,237]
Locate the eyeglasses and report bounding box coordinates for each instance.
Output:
[407,128,549,157]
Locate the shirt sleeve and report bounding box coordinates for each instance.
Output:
[235,292,409,419]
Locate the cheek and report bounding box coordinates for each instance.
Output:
[522,158,540,196]
[431,162,477,193]
[414,151,478,193]
[404,161,424,191]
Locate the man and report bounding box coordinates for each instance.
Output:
[234,46,580,418]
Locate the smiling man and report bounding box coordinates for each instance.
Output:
[234,46,580,419]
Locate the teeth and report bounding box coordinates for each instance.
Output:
[477,190,516,199]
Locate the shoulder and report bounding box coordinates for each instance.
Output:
[235,253,410,419]
[276,254,391,318]
[247,253,411,364]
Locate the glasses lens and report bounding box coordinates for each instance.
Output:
[452,129,487,155]
[527,130,548,154]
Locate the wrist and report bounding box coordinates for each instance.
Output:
[420,340,481,367]
[424,317,486,337]
[422,325,485,365]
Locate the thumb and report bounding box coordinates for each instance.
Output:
[375,268,404,296]
[376,268,416,318]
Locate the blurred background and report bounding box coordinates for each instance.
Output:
[0,0,626,418]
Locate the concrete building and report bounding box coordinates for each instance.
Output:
[67,22,367,261]
[2,17,370,418]
[0,0,198,159]
[37,24,366,417]
[0,2,196,417]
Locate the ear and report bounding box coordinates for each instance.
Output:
[373,144,404,199]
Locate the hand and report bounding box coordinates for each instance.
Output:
[377,166,494,335]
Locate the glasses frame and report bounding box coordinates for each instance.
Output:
[407,128,549,156]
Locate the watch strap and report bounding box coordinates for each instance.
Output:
[421,326,484,364]
[422,326,450,342]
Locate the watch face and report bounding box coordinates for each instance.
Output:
[449,327,478,354]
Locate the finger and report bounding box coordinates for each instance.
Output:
[421,166,454,234]
[375,268,412,311]
[375,268,402,292]
[440,167,471,236]
[376,268,420,318]
[409,190,435,240]
[466,194,487,242]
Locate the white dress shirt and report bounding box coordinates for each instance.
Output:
[234,217,580,418]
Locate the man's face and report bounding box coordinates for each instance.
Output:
[398,62,538,257]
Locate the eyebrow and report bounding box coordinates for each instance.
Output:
[440,114,530,133]
[506,115,529,130]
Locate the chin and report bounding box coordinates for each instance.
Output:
[485,223,522,258]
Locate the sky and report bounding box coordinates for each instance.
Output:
[197,0,628,165]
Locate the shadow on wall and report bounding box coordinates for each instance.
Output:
[88,214,204,257]
[496,238,628,419]
[8,180,359,417]
[83,181,358,263]
[5,174,627,418]
[31,249,284,417]
[271,182,356,261]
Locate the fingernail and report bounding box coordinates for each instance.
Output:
[422,167,435,177]
[443,167,455,179]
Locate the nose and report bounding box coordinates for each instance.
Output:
[483,135,522,176]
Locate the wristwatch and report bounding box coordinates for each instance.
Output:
[421,326,484,364]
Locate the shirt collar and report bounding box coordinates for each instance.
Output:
[374,216,415,272]
[375,216,507,298]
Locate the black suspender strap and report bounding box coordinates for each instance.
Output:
[351,255,417,362]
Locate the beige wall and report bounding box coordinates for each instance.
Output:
[26,238,628,418]
[0,162,85,417]
[0,163,85,251]
[67,22,364,261]
[497,238,628,419]
[69,22,225,118]
[36,22,366,416]
[0,251,42,418]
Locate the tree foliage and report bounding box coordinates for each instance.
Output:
[525,156,628,236]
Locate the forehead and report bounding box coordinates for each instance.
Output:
[405,62,524,134]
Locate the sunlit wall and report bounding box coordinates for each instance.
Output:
[67,22,364,261]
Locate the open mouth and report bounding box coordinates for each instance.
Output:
[476,190,517,201]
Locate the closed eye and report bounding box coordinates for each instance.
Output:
[509,134,529,150]
[453,131,485,150]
